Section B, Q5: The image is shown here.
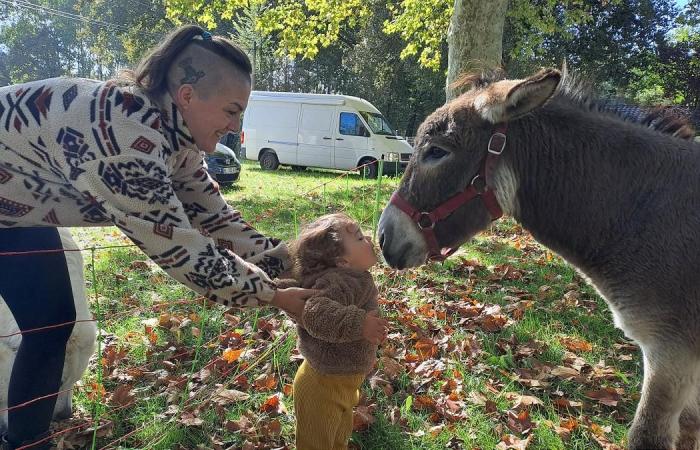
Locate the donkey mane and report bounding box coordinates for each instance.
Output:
[452,68,697,139]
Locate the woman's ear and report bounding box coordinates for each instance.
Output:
[174,83,195,111]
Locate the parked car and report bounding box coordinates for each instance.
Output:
[219,132,243,159]
[241,91,413,178]
[204,141,241,186]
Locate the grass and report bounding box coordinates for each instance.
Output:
[58,160,640,449]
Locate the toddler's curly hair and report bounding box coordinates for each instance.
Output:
[290,213,356,279]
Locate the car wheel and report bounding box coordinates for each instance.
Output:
[359,159,378,179]
[259,151,279,171]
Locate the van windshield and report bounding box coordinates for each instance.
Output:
[359,111,396,136]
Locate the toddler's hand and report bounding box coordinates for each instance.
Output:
[362,310,389,345]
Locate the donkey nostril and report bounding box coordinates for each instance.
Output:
[379,232,385,249]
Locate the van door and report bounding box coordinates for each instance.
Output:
[247,101,300,165]
[297,104,334,168]
[333,110,370,170]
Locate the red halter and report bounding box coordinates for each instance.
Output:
[388,124,507,261]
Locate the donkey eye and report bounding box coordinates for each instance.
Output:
[424,146,448,161]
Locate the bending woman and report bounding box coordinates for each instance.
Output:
[0,25,312,449]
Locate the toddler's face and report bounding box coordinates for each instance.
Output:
[339,221,378,271]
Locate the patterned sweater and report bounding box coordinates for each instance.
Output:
[282,267,379,375]
[0,77,288,307]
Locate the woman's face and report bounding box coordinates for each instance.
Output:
[176,77,251,153]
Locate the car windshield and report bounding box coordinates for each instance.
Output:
[359,111,396,136]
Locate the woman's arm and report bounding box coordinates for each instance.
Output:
[171,152,289,279]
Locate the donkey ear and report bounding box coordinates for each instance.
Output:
[476,69,561,123]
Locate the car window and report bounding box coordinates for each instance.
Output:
[339,112,365,136]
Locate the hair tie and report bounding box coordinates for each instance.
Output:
[201,31,212,41]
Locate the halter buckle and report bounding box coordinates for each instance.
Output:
[417,212,435,229]
[488,132,507,155]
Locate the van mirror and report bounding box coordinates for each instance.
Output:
[359,125,370,137]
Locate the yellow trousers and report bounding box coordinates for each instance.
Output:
[293,360,365,450]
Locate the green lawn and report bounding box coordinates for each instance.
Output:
[60,160,637,449]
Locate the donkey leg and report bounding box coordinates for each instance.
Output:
[628,346,700,450]
[676,389,700,450]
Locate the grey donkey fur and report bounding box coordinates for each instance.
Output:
[378,68,700,449]
[0,228,97,434]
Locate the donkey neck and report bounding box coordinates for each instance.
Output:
[501,100,700,272]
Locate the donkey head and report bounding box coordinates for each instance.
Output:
[378,69,562,269]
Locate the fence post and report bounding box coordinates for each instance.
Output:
[372,160,384,241]
[90,248,103,450]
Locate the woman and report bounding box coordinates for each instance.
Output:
[0,25,313,449]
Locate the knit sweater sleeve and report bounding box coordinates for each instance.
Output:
[300,275,366,343]
[72,120,276,308]
[171,150,290,279]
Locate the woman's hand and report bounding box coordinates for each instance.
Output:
[270,287,317,318]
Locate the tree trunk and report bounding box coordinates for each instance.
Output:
[446,0,509,101]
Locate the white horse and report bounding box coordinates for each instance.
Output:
[0,228,97,432]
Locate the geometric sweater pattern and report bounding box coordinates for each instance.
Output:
[0,77,288,307]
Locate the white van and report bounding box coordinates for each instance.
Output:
[241,91,413,178]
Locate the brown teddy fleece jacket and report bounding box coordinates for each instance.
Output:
[279,267,379,375]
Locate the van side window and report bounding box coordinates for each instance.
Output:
[339,112,365,136]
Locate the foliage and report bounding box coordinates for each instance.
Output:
[0,0,170,81]
[383,0,452,71]
[1,0,695,135]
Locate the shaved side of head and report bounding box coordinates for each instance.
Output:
[167,43,250,99]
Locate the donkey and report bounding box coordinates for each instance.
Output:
[377,68,700,450]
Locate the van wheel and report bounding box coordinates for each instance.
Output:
[259,151,279,171]
[359,158,378,179]
[291,165,307,172]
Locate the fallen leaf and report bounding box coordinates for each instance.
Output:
[560,417,578,431]
[212,388,250,405]
[144,325,158,345]
[561,337,593,353]
[506,409,536,434]
[414,338,439,359]
[179,412,203,426]
[222,348,244,364]
[414,395,437,411]
[86,381,106,401]
[352,405,376,431]
[262,419,282,437]
[109,384,135,407]
[553,397,584,410]
[586,387,622,407]
[225,414,254,433]
[260,393,286,415]
[380,356,404,379]
[550,366,580,379]
[505,393,542,409]
[129,260,150,271]
[369,375,394,396]
[254,373,278,391]
[496,433,533,450]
